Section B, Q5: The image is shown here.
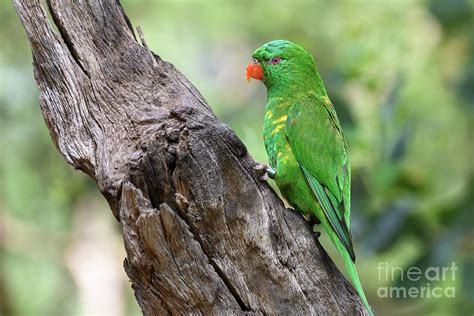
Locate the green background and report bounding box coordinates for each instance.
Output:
[1,0,473,315]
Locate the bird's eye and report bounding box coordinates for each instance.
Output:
[270,57,282,65]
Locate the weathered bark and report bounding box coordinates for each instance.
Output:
[14,0,367,314]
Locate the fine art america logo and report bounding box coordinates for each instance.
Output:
[377,262,457,298]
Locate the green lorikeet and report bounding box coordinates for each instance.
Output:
[246,40,373,315]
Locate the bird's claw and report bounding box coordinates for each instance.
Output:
[253,163,267,172]
[254,163,276,181]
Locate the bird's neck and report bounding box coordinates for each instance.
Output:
[266,73,327,103]
[266,81,327,111]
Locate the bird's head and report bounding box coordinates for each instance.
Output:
[246,40,320,92]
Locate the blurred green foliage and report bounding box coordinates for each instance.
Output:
[1,0,472,315]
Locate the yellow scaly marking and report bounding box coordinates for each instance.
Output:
[271,124,285,135]
[272,115,288,124]
[277,152,289,163]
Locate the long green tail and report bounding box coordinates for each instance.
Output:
[336,240,374,316]
[301,166,374,313]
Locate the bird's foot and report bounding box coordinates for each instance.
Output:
[254,163,276,181]
[313,231,321,239]
[308,214,321,225]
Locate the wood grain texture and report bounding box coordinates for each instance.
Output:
[13,0,367,314]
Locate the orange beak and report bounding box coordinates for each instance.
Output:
[246,62,263,81]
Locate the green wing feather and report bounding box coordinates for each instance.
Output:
[286,95,355,261]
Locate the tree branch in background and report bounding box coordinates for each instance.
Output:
[13,0,366,314]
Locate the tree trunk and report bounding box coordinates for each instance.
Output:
[14,0,366,314]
